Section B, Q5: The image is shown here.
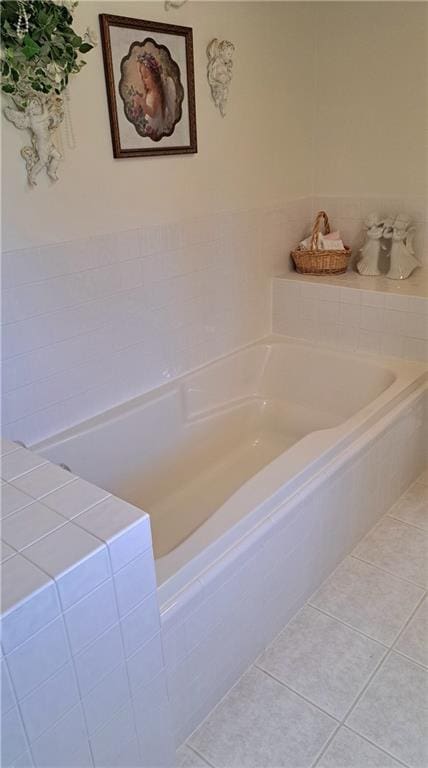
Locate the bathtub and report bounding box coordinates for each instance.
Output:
[34,335,426,604]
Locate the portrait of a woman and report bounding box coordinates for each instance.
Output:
[119,40,184,142]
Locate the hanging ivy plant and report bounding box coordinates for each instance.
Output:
[0,0,96,105]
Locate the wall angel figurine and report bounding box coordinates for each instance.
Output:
[4,97,63,186]
[207,39,235,117]
[387,214,419,280]
[357,212,386,276]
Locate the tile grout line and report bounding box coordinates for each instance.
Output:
[184,475,428,764]
[312,585,428,767]
[259,473,428,766]
[253,665,342,724]
[306,603,391,649]
[349,553,427,591]
[184,744,216,768]
[392,646,428,671]
[342,725,412,768]
[386,511,427,533]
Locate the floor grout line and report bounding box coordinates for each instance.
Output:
[253,665,342,723]
[338,725,411,768]
[386,511,427,533]
[306,603,391,649]
[392,646,428,671]
[389,590,428,652]
[350,553,427,591]
[182,470,428,766]
[184,744,216,768]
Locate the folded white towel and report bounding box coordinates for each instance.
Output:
[298,233,344,251]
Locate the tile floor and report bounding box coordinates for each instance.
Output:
[177,471,428,768]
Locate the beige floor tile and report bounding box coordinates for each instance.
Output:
[189,666,336,768]
[256,606,385,719]
[346,652,428,768]
[352,517,428,588]
[317,727,404,767]
[388,482,428,531]
[309,556,424,645]
[394,598,428,668]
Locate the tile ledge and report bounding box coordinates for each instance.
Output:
[275,269,428,298]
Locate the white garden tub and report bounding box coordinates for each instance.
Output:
[35,336,426,602]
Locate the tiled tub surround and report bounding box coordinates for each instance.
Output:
[273,274,428,362]
[0,439,174,768]
[26,328,427,749]
[180,469,428,768]
[158,384,427,747]
[1,199,312,447]
[1,388,427,761]
[2,194,426,447]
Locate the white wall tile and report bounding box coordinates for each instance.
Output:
[1,706,29,767]
[82,663,130,734]
[30,704,89,768]
[1,204,312,445]
[6,617,70,700]
[1,578,60,654]
[126,633,164,697]
[1,658,16,714]
[1,438,19,455]
[1,554,52,616]
[2,502,66,552]
[1,484,35,518]
[89,702,137,768]
[272,274,428,361]
[114,549,157,618]
[0,542,16,564]
[73,496,151,572]
[19,662,79,742]
[121,591,161,658]
[42,479,110,520]
[12,749,34,767]
[10,463,75,499]
[63,579,118,655]
[1,449,47,482]
[74,623,124,696]
[23,523,109,610]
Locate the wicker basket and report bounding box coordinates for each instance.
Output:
[291,211,351,275]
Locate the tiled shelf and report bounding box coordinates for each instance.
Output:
[277,268,428,298]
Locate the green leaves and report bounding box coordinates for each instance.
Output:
[0,1,93,101]
[21,35,41,60]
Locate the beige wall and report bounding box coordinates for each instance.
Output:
[2,1,316,251]
[313,1,427,199]
[2,2,427,249]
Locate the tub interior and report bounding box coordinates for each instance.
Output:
[34,339,397,559]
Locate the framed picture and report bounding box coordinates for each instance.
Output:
[99,14,197,158]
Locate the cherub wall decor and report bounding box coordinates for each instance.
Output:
[207,38,235,117]
[5,97,63,186]
[1,0,95,185]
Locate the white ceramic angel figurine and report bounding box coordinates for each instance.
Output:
[4,97,63,186]
[207,39,235,117]
[386,215,419,280]
[357,212,386,276]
